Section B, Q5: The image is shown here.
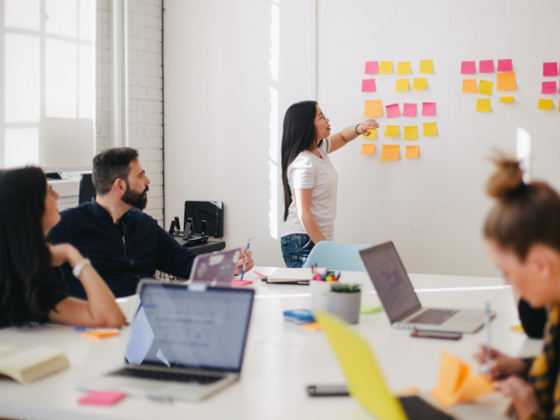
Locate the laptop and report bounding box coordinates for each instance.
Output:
[77,280,254,402]
[315,310,456,420]
[181,247,241,285]
[359,242,489,333]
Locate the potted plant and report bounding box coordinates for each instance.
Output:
[326,283,361,324]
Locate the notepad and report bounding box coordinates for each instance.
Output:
[423,122,437,136]
[379,61,393,74]
[404,126,418,140]
[421,102,436,116]
[267,267,327,283]
[543,62,558,77]
[402,103,417,117]
[363,129,377,139]
[496,72,516,91]
[477,80,493,96]
[497,59,512,72]
[405,145,419,159]
[386,103,401,118]
[365,61,379,74]
[0,345,70,384]
[395,79,409,92]
[384,125,399,138]
[419,60,433,74]
[412,78,427,90]
[538,99,553,110]
[542,81,557,94]
[461,61,476,74]
[360,144,376,155]
[364,100,383,117]
[499,96,514,103]
[479,60,494,73]
[381,145,399,161]
[397,61,411,75]
[462,79,476,93]
[79,391,127,406]
[362,79,376,92]
[476,98,491,112]
[81,330,120,339]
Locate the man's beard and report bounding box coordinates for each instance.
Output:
[122,182,149,210]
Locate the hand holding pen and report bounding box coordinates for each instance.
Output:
[240,239,250,281]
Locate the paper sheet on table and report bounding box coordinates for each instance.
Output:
[461,61,476,74]
[499,96,514,103]
[362,79,376,92]
[543,62,558,77]
[421,102,436,116]
[476,98,491,112]
[363,129,377,139]
[542,81,557,94]
[497,59,512,72]
[423,122,437,136]
[403,103,417,117]
[538,99,553,110]
[395,79,409,92]
[379,61,393,74]
[412,78,427,90]
[477,80,493,96]
[419,60,433,73]
[365,61,379,74]
[397,61,411,75]
[364,100,383,117]
[384,125,399,138]
[386,103,401,118]
[479,60,494,73]
[360,144,376,155]
[496,72,516,91]
[405,145,419,159]
[462,79,476,93]
[404,126,418,140]
[381,145,399,161]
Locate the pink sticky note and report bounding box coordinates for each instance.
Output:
[232,280,252,286]
[479,60,494,73]
[386,103,401,118]
[543,62,559,77]
[78,391,127,406]
[403,103,417,117]
[421,102,436,116]
[362,79,376,92]
[542,81,557,94]
[461,61,476,74]
[365,61,379,74]
[497,59,512,72]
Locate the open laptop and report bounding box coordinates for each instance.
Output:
[185,247,241,285]
[359,242,489,333]
[315,310,456,420]
[77,280,254,402]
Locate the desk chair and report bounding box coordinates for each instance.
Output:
[78,173,96,204]
[303,241,373,272]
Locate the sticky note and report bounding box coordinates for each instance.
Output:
[496,72,516,91]
[360,305,383,315]
[395,79,409,92]
[78,391,127,406]
[510,325,524,333]
[538,99,553,110]
[405,145,419,159]
[363,129,377,139]
[419,60,433,74]
[360,144,376,155]
[381,145,400,161]
[421,102,436,116]
[543,62,558,77]
[479,60,494,73]
[232,280,252,286]
[499,96,514,103]
[365,61,379,74]
[497,59,512,72]
[379,61,393,74]
[397,61,411,75]
[81,330,120,339]
[403,103,417,117]
[386,103,401,118]
[412,78,427,90]
[300,322,321,331]
[364,100,383,117]
[404,126,418,140]
[362,79,376,92]
[477,80,493,96]
[542,81,557,94]
[461,61,476,74]
[384,125,399,138]
[423,122,437,136]
[476,98,491,112]
[462,79,476,93]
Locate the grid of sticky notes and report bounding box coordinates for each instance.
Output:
[362,60,435,161]
[461,59,516,112]
[539,62,560,112]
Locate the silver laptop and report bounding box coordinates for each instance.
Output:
[77,280,254,401]
[359,242,490,334]
[185,247,241,285]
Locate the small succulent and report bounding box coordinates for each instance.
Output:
[330,283,361,293]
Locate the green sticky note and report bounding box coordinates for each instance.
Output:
[360,305,383,315]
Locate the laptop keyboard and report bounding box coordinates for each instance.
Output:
[110,367,224,385]
[399,396,456,420]
[407,309,458,325]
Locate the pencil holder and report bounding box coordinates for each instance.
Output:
[326,288,361,325]
[310,281,331,311]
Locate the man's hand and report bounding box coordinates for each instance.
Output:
[234,247,254,276]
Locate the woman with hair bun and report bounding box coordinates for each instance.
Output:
[474,157,560,420]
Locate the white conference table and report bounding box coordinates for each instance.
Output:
[0,267,544,420]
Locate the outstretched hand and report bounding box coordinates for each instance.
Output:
[359,118,380,136]
[235,247,254,276]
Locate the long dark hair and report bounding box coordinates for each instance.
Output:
[0,167,66,326]
[281,101,318,221]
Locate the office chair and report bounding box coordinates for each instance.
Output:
[302,241,373,272]
[79,173,96,204]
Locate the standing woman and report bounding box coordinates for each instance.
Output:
[280,101,379,267]
[0,167,126,328]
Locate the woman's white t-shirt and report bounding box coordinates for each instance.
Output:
[281,138,338,241]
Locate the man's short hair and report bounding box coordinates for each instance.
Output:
[92,147,139,195]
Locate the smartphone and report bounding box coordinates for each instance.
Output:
[307,384,349,397]
[411,330,462,340]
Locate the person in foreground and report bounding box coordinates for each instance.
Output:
[48,148,253,298]
[0,167,126,328]
[280,100,379,267]
[474,157,560,420]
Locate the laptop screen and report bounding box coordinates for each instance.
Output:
[125,282,254,373]
[359,242,421,323]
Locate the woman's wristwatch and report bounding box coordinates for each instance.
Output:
[73,258,91,278]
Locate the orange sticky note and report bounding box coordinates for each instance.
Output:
[395,79,410,92]
[538,99,553,110]
[404,126,418,140]
[497,72,516,91]
[301,322,322,331]
[462,79,477,93]
[405,145,419,159]
[381,145,399,161]
[81,330,120,339]
[476,98,491,112]
[477,80,493,96]
[363,129,377,139]
[379,61,393,74]
[364,100,383,117]
[384,125,399,138]
[360,144,376,155]
[423,122,437,136]
[419,60,433,74]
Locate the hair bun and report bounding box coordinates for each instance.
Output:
[486,157,524,199]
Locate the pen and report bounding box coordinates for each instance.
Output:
[483,302,491,372]
[240,239,250,281]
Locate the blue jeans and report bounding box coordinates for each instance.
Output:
[281,234,315,268]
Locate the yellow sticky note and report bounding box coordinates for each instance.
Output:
[397,61,411,75]
[379,61,393,74]
[462,79,477,93]
[538,99,553,110]
[404,126,418,140]
[395,79,409,92]
[477,80,493,96]
[412,78,427,90]
[510,325,524,333]
[360,144,376,155]
[423,122,437,136]
[363,129,377,139]
[381,145,400,161]
[405,145,419,159]
[419,60,433,74]
[499,96,514,103]
[476,98,491,112]
[364,100,383,117]
[497,72,516,91]
[384,125,399,138]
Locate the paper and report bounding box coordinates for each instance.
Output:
[379,61,393,74]
[384,125,400,138]
[461,61,476,74]
[386,103,401,118]
[421,102,436,116]
[477,80,494,96]
[360,144,376,155]
[423,122,437,136]
[363,129,377,139]
[462,79,477,93]
[419,60,433,74]
[300,322,321,331]
[364,100,383,117]
[497,59,512,72]
[537,99,553,110]
[404,126,418,140]
[499,96,514,103]
[542,81,557,94]
[381,145,400,161]
[405,145,419,158]
[412,78,427,90]
[397,61,411,75]
[359,305,383,315]
[510,325,524,333]
[543,62,558,77]
[78,391,127,406]
[365,61,379,74]
[476,98,491,112]
[479,60,494,73]
[362,79,376,92]
[403,103,417,117]
[496,72,516,91]
[81,331,120,339]
[395,79,409,92]
[232,280,252,286]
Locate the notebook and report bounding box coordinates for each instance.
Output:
[266,267,327,284]
[0,345,69,384]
